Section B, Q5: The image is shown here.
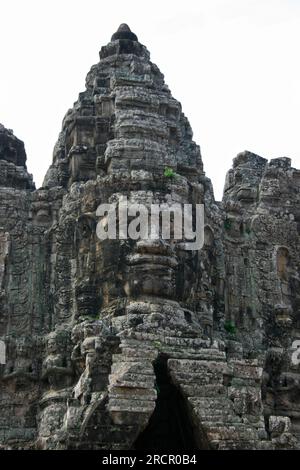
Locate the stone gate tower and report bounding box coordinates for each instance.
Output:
[0,25,299,450]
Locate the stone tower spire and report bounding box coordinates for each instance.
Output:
[111,23,138,42]
[0,124,34,189]
[44,24,203,188]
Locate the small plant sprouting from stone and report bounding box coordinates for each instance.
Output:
[153,340,162,350]
[224,321,236,335]
[81,315,97,322]
[164,167,176,179]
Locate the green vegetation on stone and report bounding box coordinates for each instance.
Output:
[224,321,236,335]
[164,167,176,179]
[224,219,232,230]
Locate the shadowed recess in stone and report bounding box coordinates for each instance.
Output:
[133,356,199,450]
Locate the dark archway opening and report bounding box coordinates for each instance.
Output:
[133,356,198,450]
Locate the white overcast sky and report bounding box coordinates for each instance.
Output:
[1,0,300,200]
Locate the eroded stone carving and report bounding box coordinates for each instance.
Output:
[0,25,299,450]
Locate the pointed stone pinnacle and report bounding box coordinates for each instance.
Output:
[117,23,131,32]
[111,23,138,42]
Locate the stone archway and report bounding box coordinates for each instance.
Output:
[133,356,198,450]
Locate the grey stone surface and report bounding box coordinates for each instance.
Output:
[0,24,299,450]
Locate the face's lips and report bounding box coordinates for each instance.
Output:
[126,253,178,269]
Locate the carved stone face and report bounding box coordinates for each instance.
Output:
[31,191,52,226]
[46,331,68,356]
[125,238,178,299]
[46,335,59,355]
[16,338,32,357]
[223,152,267,210]
[63,172,211,339]
[35,208,51,224]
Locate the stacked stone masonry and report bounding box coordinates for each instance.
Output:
[0,25,299,450]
